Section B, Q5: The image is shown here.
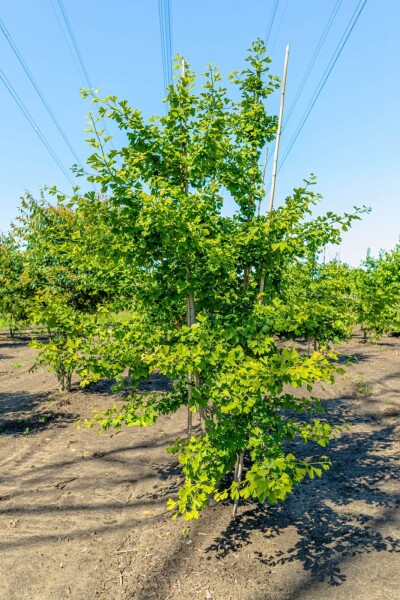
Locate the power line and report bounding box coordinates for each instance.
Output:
[158,1,167,91]
[270,0,289,55]
[0,16,84,168]
[265,0,280,46]
[0,68,74,185]
[56,0,92,88]
[49,0,84,84]
[264,0,344,176]
[283,0,343,131]
[158,0,173,94]
[165,0,173,88]
[277,0,368,174]
[53,0,115,155]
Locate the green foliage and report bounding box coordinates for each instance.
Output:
[29,298,101,392]
[355,245,400,339]
[272,258,359,345]
[13,189,146,390]
[0,232,31,336]
[7,40,393,521]
[85,318,343,518]
[16,194,128,311]
[73,41,360,520]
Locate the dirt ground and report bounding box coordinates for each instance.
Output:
[0,333,399,600]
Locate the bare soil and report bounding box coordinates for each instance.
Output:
[0,333,399,600]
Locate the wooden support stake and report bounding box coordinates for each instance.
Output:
[258,45,290,301]
[257,147,269,216]
[269,44,290,213]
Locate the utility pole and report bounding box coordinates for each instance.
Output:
[257,148,269,216]
[269,44,290,213]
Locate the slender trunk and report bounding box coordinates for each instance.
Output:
[58,372,65,393]
[233,261,251,514]
[232,452,244,518]
[195,371,206,433]
[66,371,72,393]
[9,314,15,338]
[187,292,195,326]
[257,272,265,303]
[186,293,195,441]
[243,265,250,289]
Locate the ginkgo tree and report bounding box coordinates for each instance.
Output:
[13,193,134,391]
[0,231,31,336]
[48,40,364,520]
[273,257,359,349]
[355,245,400,340]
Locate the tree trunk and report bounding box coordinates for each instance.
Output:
[232,452,244,518]
[186,293,195,441]
[257,272,265,303]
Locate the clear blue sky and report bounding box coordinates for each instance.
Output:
[1,0,399,264]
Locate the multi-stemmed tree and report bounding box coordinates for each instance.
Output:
[2,40,370,519]
[73,41,364,519]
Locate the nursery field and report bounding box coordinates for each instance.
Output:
[1,39,399,600]
[0,332,399,600]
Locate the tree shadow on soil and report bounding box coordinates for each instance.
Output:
[81,372,172,396]
[334,352,369,365]
[0,391,78,435]
[205,392,400,589]
[0,340,31,349]
[0,334,47,348]
[79,378,117,395]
